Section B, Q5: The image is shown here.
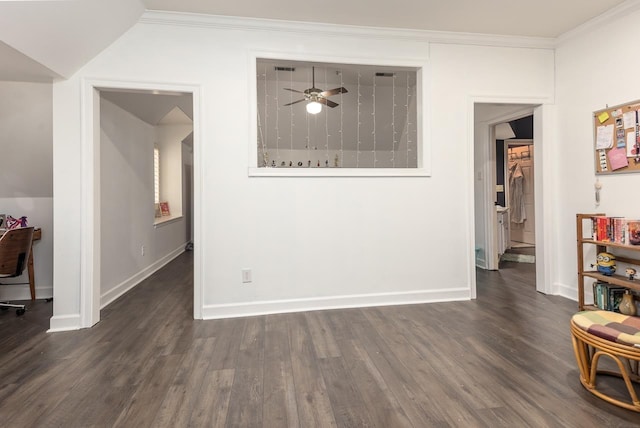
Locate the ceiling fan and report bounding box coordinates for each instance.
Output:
[283,67,348,114]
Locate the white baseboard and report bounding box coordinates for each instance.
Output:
[202,288,471,320]
[555,281,578,302]
[48,313,81,332]
[0,283,53,301]
[100,244,186,309]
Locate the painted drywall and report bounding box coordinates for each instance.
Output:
[0,81,52,198]
[0,81,53,300]
[99,98,189,307]
[52,13,555,328]
[555,8,640,299]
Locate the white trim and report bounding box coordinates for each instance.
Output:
[202,288,470,320]
[556,0,640,46]
[80,81,101,328]
[555,281,578,302]
[248,52,431,176]
[248,168,431,177]
[533,104,555,296]
[80,78,204,327]
[100,244,186,309]
[140,11,556,50]
[154,214,183,227]
[48,314,81,332]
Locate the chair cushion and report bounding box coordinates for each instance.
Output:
[573,310,640,346]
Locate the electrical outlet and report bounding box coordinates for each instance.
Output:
[141,245,145,256]
[241,269,252,283]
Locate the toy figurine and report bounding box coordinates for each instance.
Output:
[626,267,637,280]
[591,252,616,276]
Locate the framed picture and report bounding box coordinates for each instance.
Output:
[159,201,170,216]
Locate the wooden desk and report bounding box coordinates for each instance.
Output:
[28,228,41,300]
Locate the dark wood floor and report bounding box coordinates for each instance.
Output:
[1,254,639,427]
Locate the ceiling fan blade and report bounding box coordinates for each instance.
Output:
[284,99,306,106]
[320,87,348,97]
[317,98,339,108]
[283,88,304,94]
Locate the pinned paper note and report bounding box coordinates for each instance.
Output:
[596,124,614,149]
[623,111,637,129]
[598,111,610,123]
[627,132,636,156]
[608,147,629,170]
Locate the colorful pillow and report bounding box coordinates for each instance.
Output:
[572,310,640,346]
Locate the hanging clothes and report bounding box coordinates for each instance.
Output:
[509,161,526,224]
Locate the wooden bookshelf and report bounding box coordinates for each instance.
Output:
[577,213,640,310]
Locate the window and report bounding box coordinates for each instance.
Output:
[256,58,419,170]
[153,147,160,205]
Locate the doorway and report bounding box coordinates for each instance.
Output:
[472,101,551,297]
[80,80,202,328]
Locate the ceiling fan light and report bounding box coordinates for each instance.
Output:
[306,101,322,114]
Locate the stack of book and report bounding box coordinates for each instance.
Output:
[592,282,627,312]
[591,215,640,245]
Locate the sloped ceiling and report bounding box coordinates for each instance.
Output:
[0,0,144,82]
[101,90,193,126]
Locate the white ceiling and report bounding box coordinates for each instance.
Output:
[0,0,630,84]
[143,0,627,38]
[0,0,630,126]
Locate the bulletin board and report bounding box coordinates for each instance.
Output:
[594,99,640,174]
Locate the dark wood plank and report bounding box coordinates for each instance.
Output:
[263,314,300,428]
[2,252,640,426]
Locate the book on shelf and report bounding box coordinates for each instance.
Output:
[592,281,627,312]
[628,220,640,245]
[589,216,639,245]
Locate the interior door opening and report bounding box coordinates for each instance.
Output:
[95,87,196,320]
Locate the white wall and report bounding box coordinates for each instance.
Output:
[99,98,189,308]
[0,81,53,300]
[52,13,555,328]
[555,8,640,299]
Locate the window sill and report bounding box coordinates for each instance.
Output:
[154,214,183,228]
[248,168,431,177]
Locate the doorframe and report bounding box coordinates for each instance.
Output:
[469,96,553,299]
[80,78,203,328]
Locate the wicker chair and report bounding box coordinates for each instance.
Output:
[571,310,640,412]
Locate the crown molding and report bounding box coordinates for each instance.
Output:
[140,10,556,50]
[556,0,640,46]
